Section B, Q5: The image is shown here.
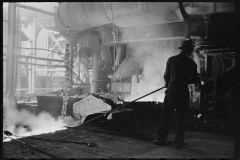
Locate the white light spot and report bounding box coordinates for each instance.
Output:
[197,114,201,118]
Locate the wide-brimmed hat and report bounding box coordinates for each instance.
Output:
[178,39,195,49]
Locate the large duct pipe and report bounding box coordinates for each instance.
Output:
[112,57,140,81]
[79,48,91,84]
[91,46,110,93]
[54,2,235,44]
[54,2,183,42]
[114,44,126,70]
[91,49,100,93]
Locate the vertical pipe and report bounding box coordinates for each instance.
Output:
[114,44,126,69]
[91,49,100,93]
[33,17,37,93]
[46,29,50,91]
[30,41,33,93]
[78,45,81,84]
[15,7,20,94]
[6,3,16,97]
[79,48,90,84]
[131,75,137,100]
[28,43,32,93]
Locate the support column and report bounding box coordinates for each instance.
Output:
[131,75,137,100]
[79,48,91,84]
[91,46,110,93]
[6,3,17,97]
[32,18,37,93]
[91,49,100,93]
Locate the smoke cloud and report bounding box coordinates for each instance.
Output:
[3,97,74,140]
[129,41,170,102]
[119,25,182,102]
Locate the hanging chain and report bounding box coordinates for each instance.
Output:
[110,3,125,100]
[117,33,125,100]
[72,46,79,85]
[61,3,71,117]
[110,3,117,96]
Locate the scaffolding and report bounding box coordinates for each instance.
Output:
[4,3,69,99]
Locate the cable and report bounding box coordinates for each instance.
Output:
[28,137,97,147]
[15,47,64,55]
[3,131,58,158]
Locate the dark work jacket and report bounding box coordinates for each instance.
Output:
[164,53,198,98]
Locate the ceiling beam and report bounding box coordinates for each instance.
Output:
[17,4,55,16]
[102,21,203,45]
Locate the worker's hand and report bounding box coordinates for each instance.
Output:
[164,83,168,88]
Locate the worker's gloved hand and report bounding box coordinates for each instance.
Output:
[193,84,200,92]
[164,83,168,88]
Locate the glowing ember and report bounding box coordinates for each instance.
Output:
[125,89,166,102]
[197,114,201,118]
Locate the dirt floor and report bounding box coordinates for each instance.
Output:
[3,109,235,159]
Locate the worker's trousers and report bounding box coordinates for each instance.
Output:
[157,86,189,143]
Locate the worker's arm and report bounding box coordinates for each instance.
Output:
[188,62,200,86]
[164,58,171,88]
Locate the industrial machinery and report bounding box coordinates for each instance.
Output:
[54,2,236,115]
[3,2,236,119]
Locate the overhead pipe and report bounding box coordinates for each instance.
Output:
[179,2,212,22]
[17,4,55,16]
[179,2,190,21]
[15,54,64,62]
[3,59,65,68]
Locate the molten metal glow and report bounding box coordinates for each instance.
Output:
[3,127,67,142]
[3,97,79,143]
[125,89,165,102]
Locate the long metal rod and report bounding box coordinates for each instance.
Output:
[14,88,61,91]
[28,137,97,147]
[3,59,65,68]
[6,136,58,158]
[14,46,64,55]
[17,61,65,67]
[81,86,166,126]
[15,54,64,62]
[17,4,55,16]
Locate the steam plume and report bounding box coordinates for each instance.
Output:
[3,97,69,139]
[120,26,182,102]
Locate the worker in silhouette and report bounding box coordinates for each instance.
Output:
[153,39,199,148]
